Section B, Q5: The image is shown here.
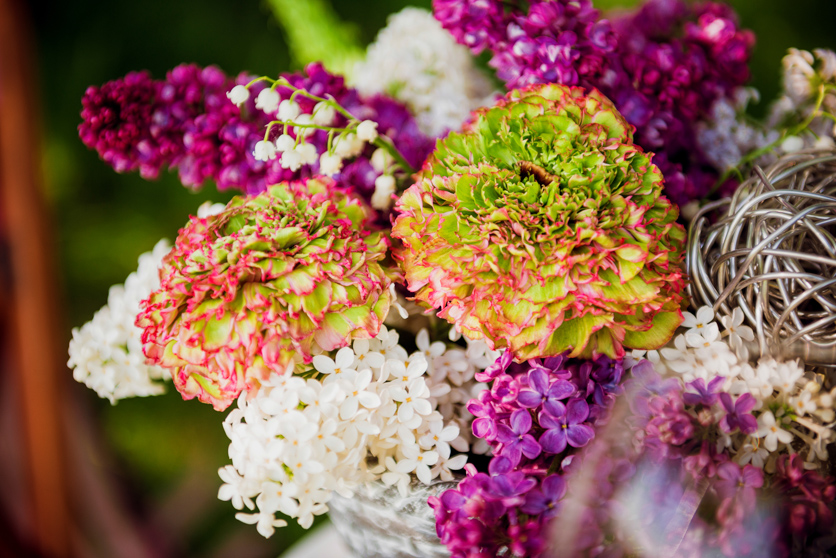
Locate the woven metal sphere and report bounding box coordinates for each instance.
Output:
[687,150,836,367]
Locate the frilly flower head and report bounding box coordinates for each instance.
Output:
[137,176,394,410]
[393,83,686,360]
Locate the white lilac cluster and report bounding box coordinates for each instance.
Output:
[697,88,779,172]
[68,239,171,402]
[632,306,836,471]
[67,202,226,403]
[218,322,494,537]
[352,7,496,137]
[767,47,836,153]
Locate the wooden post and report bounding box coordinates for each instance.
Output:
[0,0,72,555]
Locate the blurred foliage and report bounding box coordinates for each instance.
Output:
[33,0,835,556]
[266,0,365,76]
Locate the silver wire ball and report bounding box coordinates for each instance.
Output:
[687,150,836,367]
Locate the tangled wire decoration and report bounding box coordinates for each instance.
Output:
[687,150,836,368]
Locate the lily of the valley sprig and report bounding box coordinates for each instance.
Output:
[229,75,416,210]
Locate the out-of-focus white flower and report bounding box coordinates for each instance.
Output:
[255,88,280,115]
[781,135,805,153]
[353,7,496,136]
[68,239,172,403]
[275,134,296,153]
[319,153,343,176]
[791,390,817,417]
[333,132,365,158]
[765,358,805,395]
[814,48,836,80]
[381,456,410,498]
[783,48,816,104]
[371,174,396,210]
[356,120,379,142]
[813,135,836,150]
[278,99,301,121]
[254,140,277,161]
[280,148,303,171]
[737,443,768,468]
[227,85,250,106]
[370,148,394,172]
[295,142,318,166]
[197,201,227,218]
[235,511,288,539]
[293,113,315,139]
[312,101,336,126]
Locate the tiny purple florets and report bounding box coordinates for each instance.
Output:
[432,352,624,557]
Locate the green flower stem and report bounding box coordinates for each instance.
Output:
[372,137,416,176]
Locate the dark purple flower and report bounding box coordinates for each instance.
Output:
[80,63,433,210]
[518,368,576,414]
[507,519,545,557]
[496,409,542,464]
[683,376,724,407]
[590,354,624,405]
[521,474,567,518]
[539,398,594,454]
[718,392,757,434]
[79,70,165,178]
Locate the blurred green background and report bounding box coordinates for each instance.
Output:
[33,0,836,555]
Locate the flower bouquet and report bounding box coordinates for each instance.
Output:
[68,1,836,557]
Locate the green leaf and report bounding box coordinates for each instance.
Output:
[265,0,364,76]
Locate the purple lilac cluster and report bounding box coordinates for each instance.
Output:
[433,0,755,206]
[612,362,834,557]
[80,63,433,201]
[433,0,616,91]
[429,352,625,558]
[607,0,755,205]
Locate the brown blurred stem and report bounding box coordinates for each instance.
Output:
[518,161,559,185]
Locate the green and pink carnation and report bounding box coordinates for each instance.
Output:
[392,83,686,360]
[137,176,394,410]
